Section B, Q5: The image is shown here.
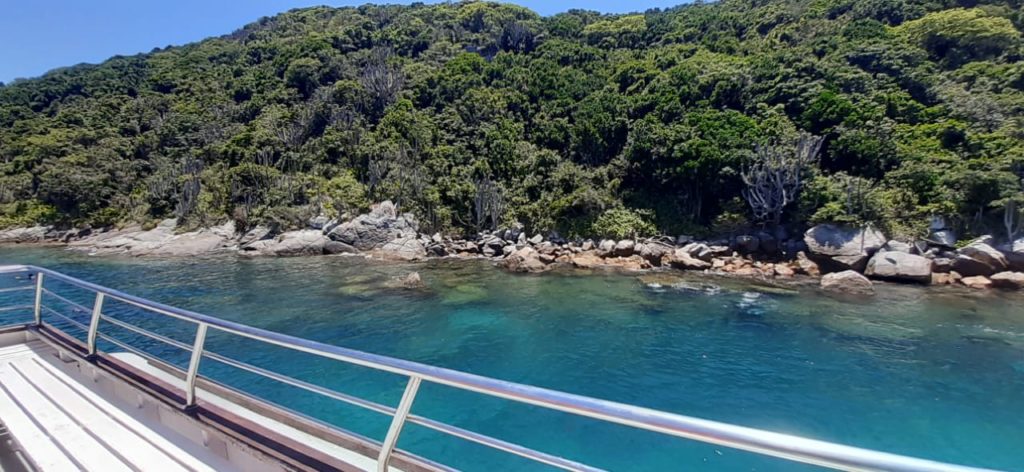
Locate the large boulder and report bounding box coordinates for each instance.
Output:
[326,201,418,251]
[0,226,50,243]
[990,272,1024,290]
[377,236,427,261]
[804,224,886,272]
[681,242,714,262]
[820,270,874,295]
[597,239,616,256]
[503,247,548,273]
[238,226,273,246]
[1005,238,1024,272]
[951,242,1007,276]
[666,249,712,271]
[71,220,234,257]
[613,239,635,257]
[864,251,932,284]
[248,230,326,257]
[638,241,673,265]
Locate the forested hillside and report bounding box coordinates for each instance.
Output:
[1,0,1022,241]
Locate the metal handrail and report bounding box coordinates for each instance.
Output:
[0,264,1000,472]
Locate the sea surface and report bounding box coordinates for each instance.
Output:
[0,247,1021,471]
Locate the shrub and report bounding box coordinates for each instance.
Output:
[590,208,656,239]
[0,201,58,229]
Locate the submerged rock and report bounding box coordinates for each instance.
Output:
[399,272,426,289]
[820,270,874,295]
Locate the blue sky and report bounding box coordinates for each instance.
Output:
[0,0,685,83]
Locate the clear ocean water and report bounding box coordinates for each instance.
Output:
[0,247,1021,471]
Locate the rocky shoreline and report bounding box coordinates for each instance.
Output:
[3,201,1024,295]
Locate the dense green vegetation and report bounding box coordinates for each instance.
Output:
[1,0,1022,241]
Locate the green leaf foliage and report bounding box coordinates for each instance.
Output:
[0,0,1022,240]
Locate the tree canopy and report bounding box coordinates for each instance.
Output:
[1,0,1022,241]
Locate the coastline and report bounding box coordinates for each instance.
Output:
[2,203,1023,296]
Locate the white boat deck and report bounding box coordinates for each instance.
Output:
[0,339,233,471]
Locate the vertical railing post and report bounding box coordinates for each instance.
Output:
[184,322,208,409]
[377,376,421,472]
[86,293,105,356]
[32,272,44,326]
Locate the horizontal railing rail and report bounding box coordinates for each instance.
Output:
[0,264,1000,472]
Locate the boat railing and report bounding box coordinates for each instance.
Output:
[0,264,997,472]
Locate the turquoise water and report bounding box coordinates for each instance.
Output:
[0,247,1022,471]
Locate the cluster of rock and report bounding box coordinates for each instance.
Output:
[239,200,427,259]
[490,232,821,280]
[804,224,1024,294]
[5,202,1024,297]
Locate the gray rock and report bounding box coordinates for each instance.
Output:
[952,242,1008,276]
[378,236,426,261]
[613,239,635,257]
[1005,237,1024,272]
[324,240,357,255]
[639,241,673,264]
[427,243,448,257]
[239,226,273,247]
[398,272,425,289]
[308,215,330,230]
[502,247,548,273]
[667,249,711,270]
[676,235,694,246]
[881,240,913,253]
[682,242,714,262]
[264,230,327,257]
[932,257,953,273]
[969,235,995,246]
[865,251,932,284]
[821,270,874,295]
[0,226,50,243]
[528,234,544,245]
[597,239,616,256]
[326,200,418,251]
[804,224,886,272]
[925,229,957,248]
[990,271,1024,290]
